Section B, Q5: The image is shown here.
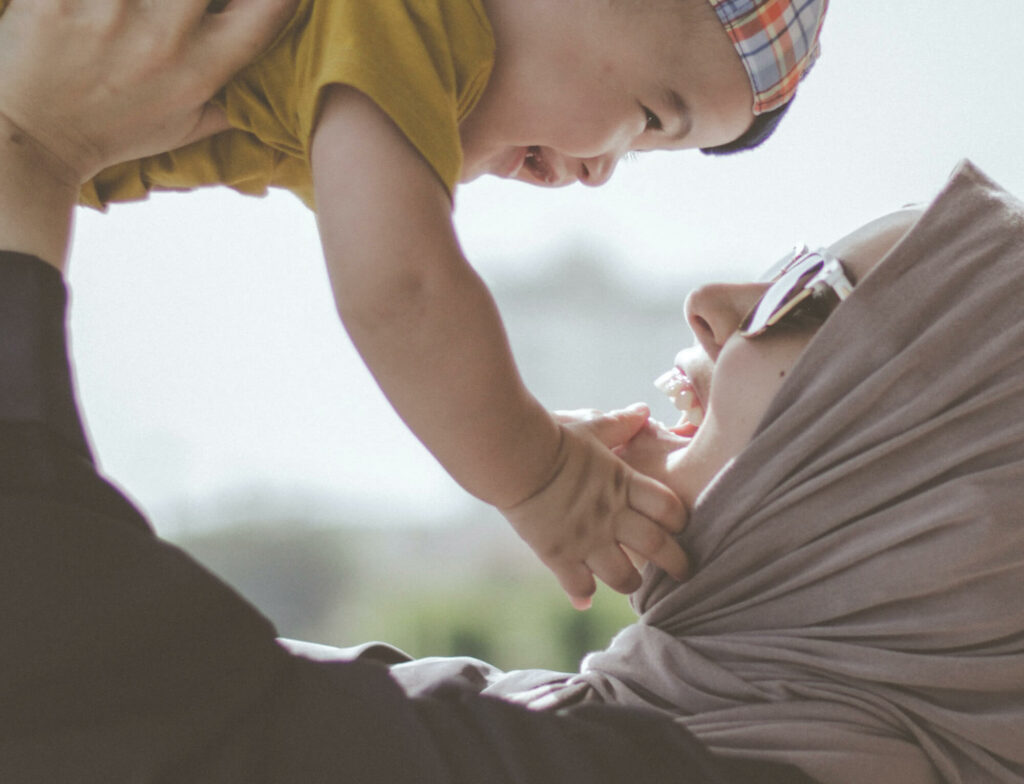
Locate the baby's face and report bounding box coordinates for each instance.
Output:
[459,0,754,187]
[618,208,923,510]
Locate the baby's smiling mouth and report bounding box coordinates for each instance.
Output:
[654,367,705,434]
[523,145,555,184]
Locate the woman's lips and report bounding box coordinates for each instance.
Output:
[653,367,706,433]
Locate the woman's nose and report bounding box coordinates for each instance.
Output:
[684,283,766,361]
[578,153,617,187]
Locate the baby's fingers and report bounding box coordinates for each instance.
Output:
[551,561,597,611]
[585,545,643,595]
[628,470,687,534]
[567,403,651,449]
[617,512,690,582]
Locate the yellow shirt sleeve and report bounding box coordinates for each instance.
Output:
[80,0,495,211]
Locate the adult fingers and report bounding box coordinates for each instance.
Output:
[191,0,298,88]
[179,104,232,148]
[627,470,686,533]
[155,0,222,35]
[616,512,690,582]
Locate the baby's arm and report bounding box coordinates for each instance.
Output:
[311,86,688,605]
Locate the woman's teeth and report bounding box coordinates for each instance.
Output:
[682,404,704,428]
[653,368,705,428]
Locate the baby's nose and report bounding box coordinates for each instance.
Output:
[578,154,617,187]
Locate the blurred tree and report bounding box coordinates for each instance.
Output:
[173,517,637,672]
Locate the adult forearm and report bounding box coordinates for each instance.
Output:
[0,114,77,270]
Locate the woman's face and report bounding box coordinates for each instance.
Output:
[618,208,923,509]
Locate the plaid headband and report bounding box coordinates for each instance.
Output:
[707,0,829,114]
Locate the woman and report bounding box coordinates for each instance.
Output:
[593,167,1024,783]
[386,161,1024,784]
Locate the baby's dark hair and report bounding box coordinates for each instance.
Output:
[699,101,792,156]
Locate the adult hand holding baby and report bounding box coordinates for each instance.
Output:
[0,0,295,268]
[500,404,689,610]
[0,0,296,186]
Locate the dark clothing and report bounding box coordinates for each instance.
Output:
[0,251,816,783]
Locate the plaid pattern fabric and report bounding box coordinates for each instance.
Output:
[707,0,829,114]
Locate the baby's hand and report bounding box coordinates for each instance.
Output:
[613,418,692,490]
[499,404,689,609]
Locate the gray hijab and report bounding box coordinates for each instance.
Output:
[557,161,1024,783]
[391,161,1024,783]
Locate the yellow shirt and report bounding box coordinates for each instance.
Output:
[0,0,495,210]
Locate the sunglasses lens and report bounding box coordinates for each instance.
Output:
[740,258,824,336]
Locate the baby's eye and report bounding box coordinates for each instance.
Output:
[642,106,662,132]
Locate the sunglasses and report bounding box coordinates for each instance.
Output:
[738,245,855,337]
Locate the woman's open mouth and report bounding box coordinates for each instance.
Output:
[654,367,705,435]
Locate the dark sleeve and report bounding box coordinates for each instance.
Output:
[0,251,292,780]
[411,691,818,784]
[0,251,816,784]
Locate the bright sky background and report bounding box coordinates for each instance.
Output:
[66,0,1024,532]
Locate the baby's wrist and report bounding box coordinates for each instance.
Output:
[495,417,571,513]
[501,424,567,512]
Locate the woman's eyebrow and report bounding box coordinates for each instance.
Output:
[662,86,693,141]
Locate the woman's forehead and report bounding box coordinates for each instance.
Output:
[825,208,923,284]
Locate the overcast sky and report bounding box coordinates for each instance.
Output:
[66,0,1024,531]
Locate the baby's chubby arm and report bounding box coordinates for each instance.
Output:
[311,86,688,606]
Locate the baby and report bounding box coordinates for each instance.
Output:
[1,0,828,606]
